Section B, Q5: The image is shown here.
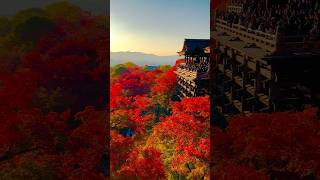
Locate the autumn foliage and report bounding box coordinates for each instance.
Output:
[212,108,320,179]
[0,2,107,179]
[110,61,210,179]
[1,2,319,180]
[112,50,318,180]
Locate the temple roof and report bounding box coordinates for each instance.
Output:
[178,39,210,55]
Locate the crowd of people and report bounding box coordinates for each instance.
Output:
[217,0,320,38]
[184,58,209,73]
[186,63,209,73]
[180,61,209,73]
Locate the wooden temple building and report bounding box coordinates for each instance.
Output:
[174,39,210,100]
[210,0,320,116]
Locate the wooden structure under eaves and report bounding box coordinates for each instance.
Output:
[174,39,210,100]
[210,0,320,116]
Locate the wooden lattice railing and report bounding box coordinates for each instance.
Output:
[227,5,243,13]
[216,19,276,52]
[215,19,309,53]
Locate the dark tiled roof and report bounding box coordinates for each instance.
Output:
[178,39,210,55]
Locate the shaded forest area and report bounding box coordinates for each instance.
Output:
[0,2,108,179]
[212,108,320,179]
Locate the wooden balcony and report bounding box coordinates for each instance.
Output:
[257,93,269,106]
[216,19,276,52]
[227,5,243,13]
[178,81,196,93]
[233,100,243,112]
[234,76,243,87]
[225,92,232,102]
[175,67,209,81]
[177,81,186,90]
[174,68,197,81]
[179,79,196,87]
[191,91,195,96]
[245,84,255,96]
[181,90,187,97]
[247,60,256,70]
[235,55,244,64]
[260,67,271,79]
[225,69,233,78]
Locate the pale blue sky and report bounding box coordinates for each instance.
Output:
[111,0,210,56]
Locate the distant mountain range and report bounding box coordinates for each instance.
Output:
[110,51,180,66]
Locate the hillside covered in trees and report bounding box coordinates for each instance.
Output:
[0,2,108,179]
[110,61,210,179]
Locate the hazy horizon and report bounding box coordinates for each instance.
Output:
[111,51,179,57]
[110,51,180,66]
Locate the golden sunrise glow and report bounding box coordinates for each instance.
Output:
[110,23,125,52]
[111,21,180,56]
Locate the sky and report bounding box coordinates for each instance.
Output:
[111,0,210,56]
[0,0,109,16]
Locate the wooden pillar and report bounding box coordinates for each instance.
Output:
[240,95,244,112]
[231,50,236,75]
[223,47,228,66]
[269,70,278,112]
[255,61,261,95]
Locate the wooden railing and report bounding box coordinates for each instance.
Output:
[177,62,209,73]
[216,19,276,52]
[216,19,309,53]
[227,5,243,13]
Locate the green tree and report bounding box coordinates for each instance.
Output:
[111,62,137,77]
[158,64,172,71]
[123,61,136,68]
